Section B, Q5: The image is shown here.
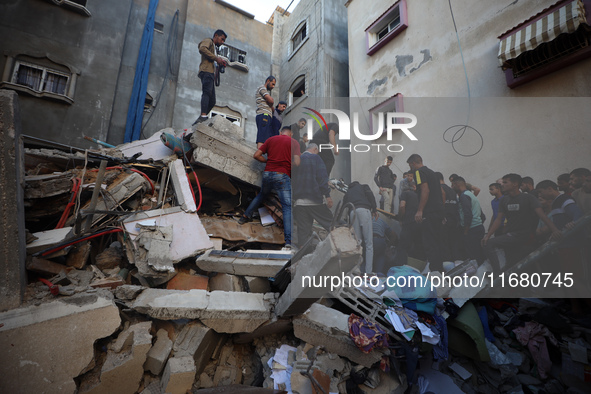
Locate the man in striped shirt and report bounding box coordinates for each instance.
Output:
[255,76,276,149]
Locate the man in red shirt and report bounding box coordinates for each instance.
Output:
[240,126,301,248]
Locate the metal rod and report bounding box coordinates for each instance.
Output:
[84,160,107,232]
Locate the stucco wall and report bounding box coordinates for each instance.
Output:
[346,0,591,218]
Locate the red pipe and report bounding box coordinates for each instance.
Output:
[40,228,123,257]
[39,278,59,296]
[56,177,81,229]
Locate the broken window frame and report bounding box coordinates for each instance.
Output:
[365,0,408,56]
[210,110,242,127]
[288,75,306,106]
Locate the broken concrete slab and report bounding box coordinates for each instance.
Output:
[24,172,73,199]
[81,321,153,394]
[116,128,177,161]
[292,303,385,368]
[200,215,286,245]
[196,250,290,278]
[161,356,196,394]
[114,284,146,300]
[190,117,264,186]
[173,321,224,376]
[275,227,362,317]
[123,206,213,266]
[26,226,73,255]
[145,329,173,375]
[136,224,175,273]
[169,158,197,212]
[0,293,120,393]
[132,289,271,333]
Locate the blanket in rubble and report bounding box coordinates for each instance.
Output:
[348,314,389,354]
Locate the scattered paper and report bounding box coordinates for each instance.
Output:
[449,362,472,380]
[569,341,589,364]
[417,321,440,345]
[258,207,275,226]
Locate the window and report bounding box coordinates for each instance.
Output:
[292,23,307,51]
[217,44,248,71]
[1,57,76,104]
[288,75,306,106]
[368,94,404,137]
[497,0,591,88]
[154,21,164,34]
[144,93,154,112]
[365,0,408,56]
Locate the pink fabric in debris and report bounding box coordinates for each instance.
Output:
[512,321,557,379]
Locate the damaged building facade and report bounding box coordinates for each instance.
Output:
[345,0,591,218]
[0,0,274,147]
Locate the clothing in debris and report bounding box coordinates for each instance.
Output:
[348,314,389,354]
[513,321,557,380]
[386,265,437,314]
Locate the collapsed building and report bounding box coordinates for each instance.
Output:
[2,90,591,394]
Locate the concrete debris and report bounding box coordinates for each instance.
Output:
[0,294,120,393]
[8,96,591,394]
[190,116,264,186]
[293,303,386,368]
[196,249,290,277]
[123,207,213,267]
[132,289,272,333]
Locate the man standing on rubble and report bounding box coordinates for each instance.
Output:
[255,76,277,148]
[406,154,445,272]
[239,126,301,249]
[292,143,333,246]
[192,29,228,126]
[374,156,397,214]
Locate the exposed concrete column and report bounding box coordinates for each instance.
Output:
[0,90,26,311]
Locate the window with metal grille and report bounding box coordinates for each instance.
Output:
[218,44,247,64]
[13,61,70,96]
[292,23,307,51]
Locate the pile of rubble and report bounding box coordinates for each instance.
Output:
[1,116,591,394]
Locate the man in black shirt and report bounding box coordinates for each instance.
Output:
[374,156,397,213]
[406,154,445,271]
[482,173,560,273]
[437,172,462,262]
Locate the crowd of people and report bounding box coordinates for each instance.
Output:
[192,30,591,282]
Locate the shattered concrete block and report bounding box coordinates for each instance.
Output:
[196,249,290,277]
[144,329,173,375]
[0,294,120,393]
[276,227,362,317]
[190,117,265,186]
[114,285,145,300]
[292,303,385,368]
[173,321,223,376]
[123,207,213,268]
[169,159,197,212]
[209,273,244,292]
[166,272,209,290]
[132,289,271,333]
[81,321,153,394]
[201,215,286,245]
[161,356,196,394]
[66,242,92,269]
[94,246,124,270]
[245,276,271,293]
[213,365,240,386]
